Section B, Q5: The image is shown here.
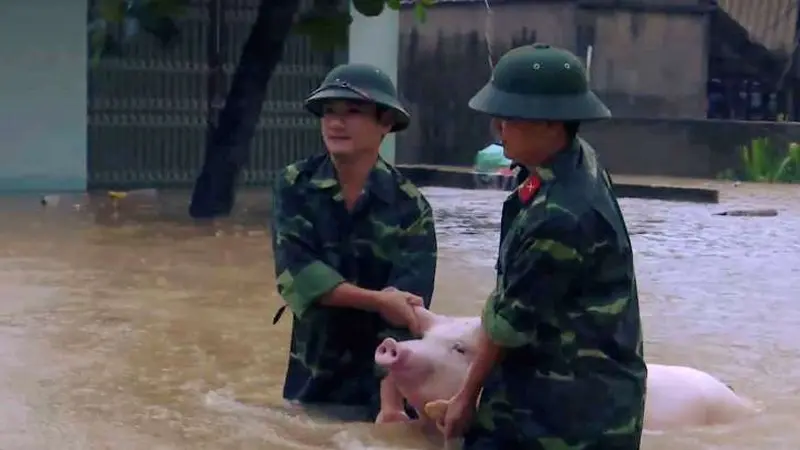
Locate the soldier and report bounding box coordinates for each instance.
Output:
[438,44,647,449]
[270,63,438,422]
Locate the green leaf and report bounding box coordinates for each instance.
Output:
[293,11,352,51]
[89,27,123,65]
[127,0,182,46]
[98,0,126,22]
[147,0,190,17]
[386,0,402,10]
[413,1,427,22]
[420,0,436,6]
[89,28,106,65]
[139,15,181,46]
[353,0,385,17]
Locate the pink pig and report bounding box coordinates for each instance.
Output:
[374,307,758,434]
[374,307,480,431]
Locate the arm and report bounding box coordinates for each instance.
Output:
[270,171,384,319]
[457,212,586,400]
[454,327,503,405]
[385,201,437,308]
[378,201,437,343]
[378,201,438,416]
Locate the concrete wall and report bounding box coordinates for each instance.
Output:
[582,119,800,179]
[577,8,708,118]
[398,0,710,119]
[0,0,87,192]
[394,1,799,180]
[399,1,576,50]
[396,2,576,167]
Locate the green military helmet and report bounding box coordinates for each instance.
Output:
[304,63,410,132]
[469,43,611,121]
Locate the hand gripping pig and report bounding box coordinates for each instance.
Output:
[374,307,758,433]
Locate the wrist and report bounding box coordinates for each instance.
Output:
[342,285,387,312]
[379,405,406,413]
[454,384,480,405]
[321,283,386,312]
[368,289,388,312]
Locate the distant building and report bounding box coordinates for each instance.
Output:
[397,0,800,121]
[3,0,796,192]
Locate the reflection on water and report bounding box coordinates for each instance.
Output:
[0,181,798,449]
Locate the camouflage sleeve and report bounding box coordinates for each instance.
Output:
[481,211,586,348]
[386,200,437,306]
[380,200,438,343]
[270,170,345,319]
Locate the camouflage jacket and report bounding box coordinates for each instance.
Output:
[270,154,437,420]
[467,139,647,449]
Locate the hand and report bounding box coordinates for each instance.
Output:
[375,408,412,424]
[436,392,476,439]
[376,288,424,335]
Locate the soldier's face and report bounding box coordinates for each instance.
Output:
[492,118,563,166]
[321,100,392,158]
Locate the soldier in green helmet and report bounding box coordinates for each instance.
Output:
[438,44,647,448]
[270,63,438,422]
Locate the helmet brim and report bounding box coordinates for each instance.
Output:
[468,82,612,122]
[304,87,411,132]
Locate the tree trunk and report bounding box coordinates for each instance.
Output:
[189,0,300,219]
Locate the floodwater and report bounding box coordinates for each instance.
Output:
[0,180,798,450]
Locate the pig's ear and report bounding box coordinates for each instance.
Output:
[414,306,441,336]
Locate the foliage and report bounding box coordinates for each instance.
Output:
[88,0,188,63]
[295,0,434,50]
[718,137,800,183]
[88,0,434,62]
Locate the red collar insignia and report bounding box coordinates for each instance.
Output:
[518,175,541,203]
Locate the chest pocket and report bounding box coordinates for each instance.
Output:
[318,200,399,287]
[496,197,540,277]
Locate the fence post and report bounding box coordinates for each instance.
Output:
[348,1,399,164]
[206,0,223,137]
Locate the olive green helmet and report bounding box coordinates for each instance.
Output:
[304,63,410,132]
[469,43,611,121]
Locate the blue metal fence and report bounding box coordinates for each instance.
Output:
[87,0,337,189]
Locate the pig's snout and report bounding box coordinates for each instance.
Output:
[375,338,407,369]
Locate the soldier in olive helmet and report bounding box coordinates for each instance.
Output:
[438,44,647,449]
[270,63,437,422]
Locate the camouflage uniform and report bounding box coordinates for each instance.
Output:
[270,63,437,422]
[467,44,647,449]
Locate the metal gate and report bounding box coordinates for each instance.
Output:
[87,0,339,190]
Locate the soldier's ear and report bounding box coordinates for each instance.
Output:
[490,118,504,140]
[377,109,394,132]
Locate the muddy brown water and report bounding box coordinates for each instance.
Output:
[0,181,798,449]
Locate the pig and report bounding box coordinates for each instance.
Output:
[642,363,758,430]
[374,310,480,431]
[374,307,758,433]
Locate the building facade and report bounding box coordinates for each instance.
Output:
[395,0,800,166]
[2,0,798,192]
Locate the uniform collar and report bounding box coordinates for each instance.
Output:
[308,154,395,203]
[533,137,582,182]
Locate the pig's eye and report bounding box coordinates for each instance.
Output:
[452,343,467,354]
